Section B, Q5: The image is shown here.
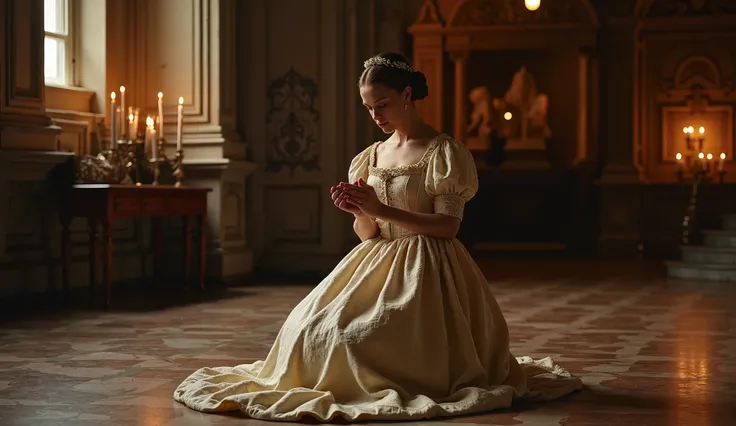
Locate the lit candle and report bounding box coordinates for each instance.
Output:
[146,116,157,160]
[720,153,726,172]
[698,152,705,169]
[675,152,683,172]
[128,113,135,138]
[157,92,164,138]
[119,86,126,137]
[110,91,117,149]
[177,97,184,151]
[699,126,705,135]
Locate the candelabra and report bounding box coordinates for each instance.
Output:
[675,125,728,245]
[98,134,184,187]
[148,138,185,187]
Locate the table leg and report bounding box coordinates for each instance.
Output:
[152,218,164,281]
[101,219,113,308]
[199,214,206,290]
[60,215,72,302]
[183,216,192,285]
[88,218,99,304]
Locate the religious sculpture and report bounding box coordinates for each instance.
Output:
[467,86,494,139]
[502,66,551,143]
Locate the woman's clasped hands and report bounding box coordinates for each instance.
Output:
[330,178,384,217]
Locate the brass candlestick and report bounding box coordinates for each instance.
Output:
[172,150,185,187]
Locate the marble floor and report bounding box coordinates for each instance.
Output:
[0,259,735,425]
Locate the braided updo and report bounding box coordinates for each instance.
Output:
[358,53,429,101]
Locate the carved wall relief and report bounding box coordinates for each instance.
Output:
[644,0,736,18]
[265,68,320,175]
[447,0,595,26]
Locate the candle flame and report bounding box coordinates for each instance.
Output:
[158,92,163,99]
[676,153,682,160]
[687,126,694,134]
[722,153,727,160]
[120,86,125,93]
[699,126,705,134]
[128,113,134,122]
[178,97,184,105]
[698,152,705,159]
[110,92,116,100]
[503,112,512,120]
[682,127,688,134]
[146,116,154,127]
[707,153,713,160]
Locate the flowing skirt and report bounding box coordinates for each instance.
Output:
[174,236,582,421]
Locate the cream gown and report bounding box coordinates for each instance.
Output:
[173,134,583,421]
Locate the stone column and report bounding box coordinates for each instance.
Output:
[598,19,644,257]
[133,0,256,282]
[450,51,469,142]
[600,20,640,183]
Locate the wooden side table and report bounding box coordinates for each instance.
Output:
[59,184,212,307]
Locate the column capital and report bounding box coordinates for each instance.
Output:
[448,51,469,63]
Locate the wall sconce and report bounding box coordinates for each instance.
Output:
[525,0,541,11]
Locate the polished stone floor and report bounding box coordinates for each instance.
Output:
[0,259,734,425]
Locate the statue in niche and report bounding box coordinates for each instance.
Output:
[500,66,551,149]
[467,86,494,139]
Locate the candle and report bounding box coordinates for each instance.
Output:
[177,97,184,151]
[720,153,726,172]
[128,113,135,138]
[146,116,156,160]
[119,86,126,137]
[157,92,164,138]
[675,152,683,172]
[110,91,117,149]
[133,108,140,141]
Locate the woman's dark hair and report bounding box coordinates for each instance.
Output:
[358,53,429,101]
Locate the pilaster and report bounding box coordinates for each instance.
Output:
[0,0,61,150]
[123,0,255,281]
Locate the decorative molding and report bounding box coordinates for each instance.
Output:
[642,0,736,18]
[264,186,322,245]
[265,67,320,174]
[4,181,44,254]
[221,182,243,243]
[447,0,598,27]
[414,0,443,25]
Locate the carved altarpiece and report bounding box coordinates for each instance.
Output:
[408,0,599,170]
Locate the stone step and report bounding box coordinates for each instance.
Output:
[680,245,736,265]
[666,261,736,282]
[702,230,736,248]
[722,214,736,232]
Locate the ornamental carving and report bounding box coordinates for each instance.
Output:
[266,68,321,175]
[645,0,736,18]
[449,0,592,26]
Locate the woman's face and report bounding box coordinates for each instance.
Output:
[360,83,410,134]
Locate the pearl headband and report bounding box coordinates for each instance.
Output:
[363,57,413,72]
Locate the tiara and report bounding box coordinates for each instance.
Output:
[363,57,413,72]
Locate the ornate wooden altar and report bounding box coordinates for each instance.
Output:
[408,0,601,253]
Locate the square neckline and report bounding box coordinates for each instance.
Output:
[369,133,446,171]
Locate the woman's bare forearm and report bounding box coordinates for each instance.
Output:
[374,204,460,239]
[353,214,379,241]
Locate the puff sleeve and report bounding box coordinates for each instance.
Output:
[347,144,373,183]
[424,137,479,220]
